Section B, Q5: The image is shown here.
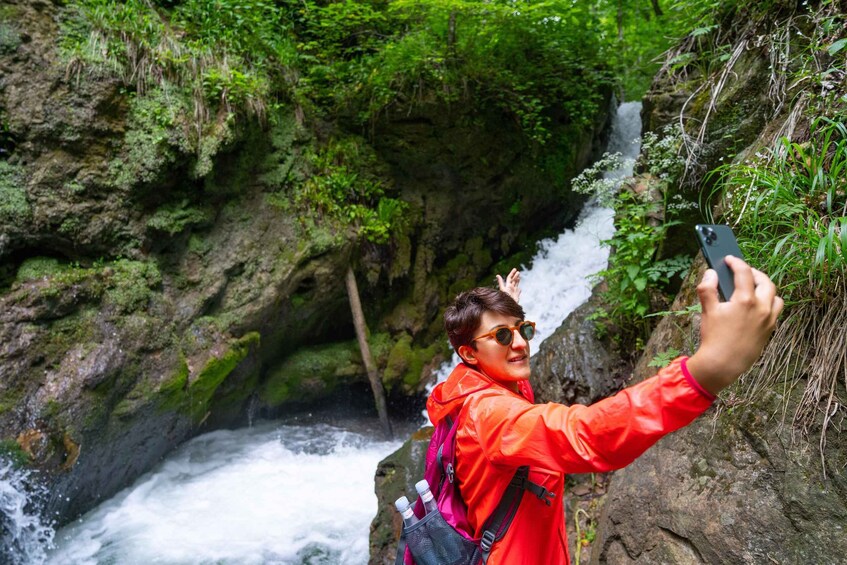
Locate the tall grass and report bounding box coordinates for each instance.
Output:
[714,117,847,466]
[715,117,847,304]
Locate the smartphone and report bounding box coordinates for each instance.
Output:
[695,224,744,301]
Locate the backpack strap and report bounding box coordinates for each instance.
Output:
[394,529,407,565]
[436,410,556,564]
[477,466,556,564]
[509,468,556,506]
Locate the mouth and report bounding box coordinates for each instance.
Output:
[508,355,527,363]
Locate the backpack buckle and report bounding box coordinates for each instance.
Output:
[446,463,455,484]
[480,530,496,552]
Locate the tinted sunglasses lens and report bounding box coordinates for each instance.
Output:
[494,327,514,346]
[519,322,535,341]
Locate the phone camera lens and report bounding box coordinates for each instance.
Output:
[701,226,717,244]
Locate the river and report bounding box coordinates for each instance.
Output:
[1,101,641,565]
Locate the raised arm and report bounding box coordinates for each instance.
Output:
[466,357,713,474]
[496,268,521,304]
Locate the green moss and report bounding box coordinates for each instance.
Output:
[445,253,470,273]
[186,332,259,419]
[383,333,413,390]
[260,340,361,407]
[258,109,300,190]
[0,440,30,468]
[146,200,212,235]
[161,333,259,420]
[109,88,190,190]
[105,259,162,313]
[64,180,87,195]
[112,377,155,421]
[15,257,64,282]
[0,161,30,226]
[0,21,20,54]
[465,237,493,272]
[188,234,213,257]
[37,309,99,370]
[0,386,26,417]
[210,367,261,414]
[158,354,190,411]
[59,215,84,236]
[13,259,159,311]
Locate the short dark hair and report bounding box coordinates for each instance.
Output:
[444,287,525,351]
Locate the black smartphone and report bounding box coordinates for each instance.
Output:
[695,224,744,301]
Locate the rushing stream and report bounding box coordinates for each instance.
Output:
[1,101,641,565]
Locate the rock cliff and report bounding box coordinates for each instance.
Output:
[0,0,612,529]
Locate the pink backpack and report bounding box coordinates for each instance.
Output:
[396,411,555,565]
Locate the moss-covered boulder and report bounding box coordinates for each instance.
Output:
[369,426,432,565]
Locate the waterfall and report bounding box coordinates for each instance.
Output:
[3,102,642,565]
[0,459,55,565]
[432,100,642,383]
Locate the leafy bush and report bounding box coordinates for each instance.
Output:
[295,136,406,244]
[574,125,691,343]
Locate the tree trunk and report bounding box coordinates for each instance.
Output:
[617,0,624,40]
[448,11,457,55]
[650,0,664,17]
[345,266,393,439]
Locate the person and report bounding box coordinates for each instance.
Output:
[426,257,783,564]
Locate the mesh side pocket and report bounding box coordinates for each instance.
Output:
[405,510,481,565]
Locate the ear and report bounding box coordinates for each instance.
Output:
[458,345,478,365]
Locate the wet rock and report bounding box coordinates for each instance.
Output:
[530,289,630,406]
[590,260,847,564]
[369,426,431,565]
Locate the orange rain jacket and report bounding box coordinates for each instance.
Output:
[426,356,715,564]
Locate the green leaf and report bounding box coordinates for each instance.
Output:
[691,25,718,37]
[633,277,648,291]
[827,38,847,56]
[840,218,847,263]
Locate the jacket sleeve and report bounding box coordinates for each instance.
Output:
[465,357,715,474]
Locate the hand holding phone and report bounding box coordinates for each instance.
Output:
[694,224,744,301]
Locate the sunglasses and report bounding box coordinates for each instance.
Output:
[471,321,536,347]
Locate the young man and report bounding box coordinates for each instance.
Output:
[427,257,783,564]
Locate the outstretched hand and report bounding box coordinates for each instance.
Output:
[496,268,521,304]
[687,256,784,395]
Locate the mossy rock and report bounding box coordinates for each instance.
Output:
[104,259,162,313]
[383,333,447,393]
[159,332,260,421]
[259,340,363,407]
[15,257,64,282]
[0,439,30,468]
[146,200,213,236]
[0,161,30,226]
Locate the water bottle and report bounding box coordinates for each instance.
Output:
[415,479,438,515]
[395,496,419,528]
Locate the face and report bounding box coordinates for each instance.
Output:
[458,311,531,390]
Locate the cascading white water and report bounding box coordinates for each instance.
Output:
[0,460,55,565]
[47,418,407,565]
[432,101,642,383]
[4,102,642,565]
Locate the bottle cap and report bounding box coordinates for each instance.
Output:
[394,496,411,512]
[415,479,431,495]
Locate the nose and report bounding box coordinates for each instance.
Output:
[511,327,528,349]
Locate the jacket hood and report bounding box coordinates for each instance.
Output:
[427,363,535,425]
